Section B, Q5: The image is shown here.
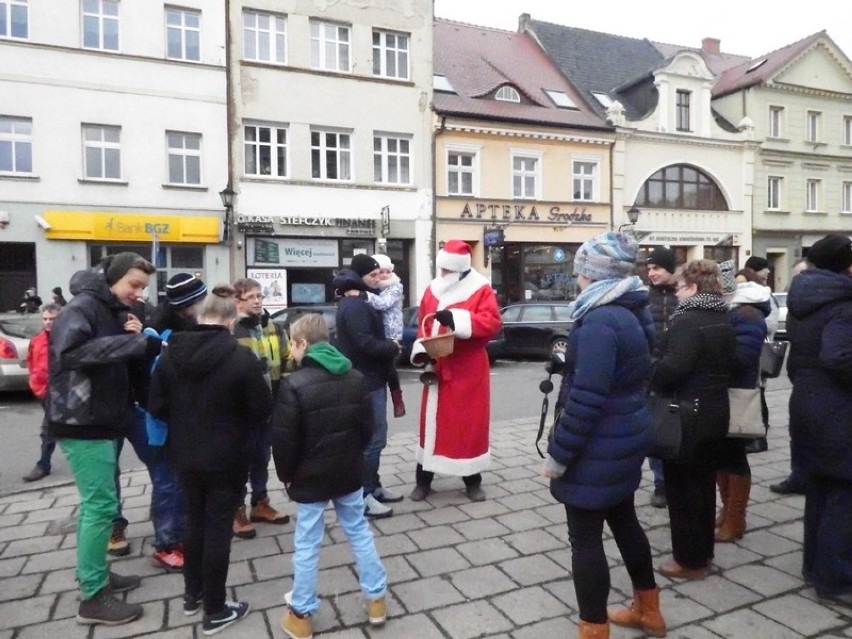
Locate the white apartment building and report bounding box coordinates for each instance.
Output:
[0,0,229,310]
[227,0,434,309]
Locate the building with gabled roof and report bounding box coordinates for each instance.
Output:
[433,18,614,304]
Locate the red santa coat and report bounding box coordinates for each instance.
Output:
[410,270,502,476]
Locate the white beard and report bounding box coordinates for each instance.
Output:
[430,271,462,297]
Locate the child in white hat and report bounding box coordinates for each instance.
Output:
[366,254,406,418]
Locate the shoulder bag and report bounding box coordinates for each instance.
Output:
[759,340,788,379]
[727,387,764,438]
[648,393,698,461]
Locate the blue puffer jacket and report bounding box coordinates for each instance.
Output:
[728,303,768,389]
[548,290,654,510]
[787,268,852,480]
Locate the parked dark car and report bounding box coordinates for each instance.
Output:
[399,306,419,364]
[270,304,338,340]
[487,301,575,361]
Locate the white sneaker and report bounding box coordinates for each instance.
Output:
[373,487,404,503]
[363,494,393,519]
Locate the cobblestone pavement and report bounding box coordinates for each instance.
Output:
[1,385,851,638]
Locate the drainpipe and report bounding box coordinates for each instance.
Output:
[431,115,447,281]
[224,0,237,280]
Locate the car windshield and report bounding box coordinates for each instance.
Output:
[0,316,43,338]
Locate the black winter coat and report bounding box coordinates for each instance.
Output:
[786,269,852,480]
[148,325,272,472]
[47,269,155,439]
[333,269,398,391]
[271,359,373,503]
[648,283,678,359]
[651,305,736,454]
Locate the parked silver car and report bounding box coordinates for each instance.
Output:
[774,292,788,340]
[0,313,42,392]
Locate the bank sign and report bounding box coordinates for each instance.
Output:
[247,237,339,267]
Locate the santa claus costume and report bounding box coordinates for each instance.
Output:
[409,240,502,501]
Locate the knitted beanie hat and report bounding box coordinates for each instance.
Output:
[573,232,637,281]
[808,234,852,273]
[744,256,769,272]
[350,254,381,277]
[645,247,677,274]
[718,260,737,295]
[166,273,208,309]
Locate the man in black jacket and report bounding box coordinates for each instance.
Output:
[645,247,679,508]
[47,253,159,626]
[333,255,400,518]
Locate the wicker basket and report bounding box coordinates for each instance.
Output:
[420,313,455,359]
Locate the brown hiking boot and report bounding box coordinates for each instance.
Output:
[233,506,256,539]
[77,585,143,625]
[281,607,313,639]
[367,597,387,626]
[107,521,130,557]
[250,498,290,524]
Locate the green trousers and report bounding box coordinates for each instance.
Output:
[59,438,118,599]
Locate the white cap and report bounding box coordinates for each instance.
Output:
[372,254,394,271]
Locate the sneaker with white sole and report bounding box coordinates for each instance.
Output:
[373,487,404,503]
[363,494,393,519]
[183,592,203,616]
[202,601,250,636]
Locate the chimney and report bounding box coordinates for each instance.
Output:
[519,13,531,33]
[702,37,720,54]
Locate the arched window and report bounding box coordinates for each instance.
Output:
[635,164,728,211]
[495,85,521,103]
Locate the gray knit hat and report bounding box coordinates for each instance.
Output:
[573,232,637,281]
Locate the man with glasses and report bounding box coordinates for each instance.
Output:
[232,277,293,539]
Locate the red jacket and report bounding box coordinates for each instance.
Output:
[27,330,49,399]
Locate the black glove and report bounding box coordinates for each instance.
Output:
[435,310,455,330]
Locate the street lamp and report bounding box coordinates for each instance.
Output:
[619,206,641,234]
[219,185,235,243]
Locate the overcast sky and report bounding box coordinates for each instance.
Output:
[433,0,852,61]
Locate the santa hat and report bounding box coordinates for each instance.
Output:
[436,240,472,273]
[372,254,394,271]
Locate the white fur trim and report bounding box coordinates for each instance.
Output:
[410,339,428,366]
[436,249,471,273]
[450,309,472,339]
[431,269,490,309]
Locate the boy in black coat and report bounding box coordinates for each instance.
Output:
[149,285,272,636]
[272,314,387,639]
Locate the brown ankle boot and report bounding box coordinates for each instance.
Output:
[608,587,666,637]
[715,474,751,542]
[578,620,609,638]
[715,471,730,527]
[391,388,406,418]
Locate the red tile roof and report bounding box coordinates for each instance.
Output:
[433,19,609,130]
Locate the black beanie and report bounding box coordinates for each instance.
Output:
[166,273,208,309]
[350,254,381,277]
[744,256,769,272]
[645,247,677,274]
[808,234,852,273]
[103,252,148,285]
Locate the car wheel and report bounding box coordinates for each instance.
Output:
[550,337,568,357]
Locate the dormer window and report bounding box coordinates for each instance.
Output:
[591,92,613,108]
[433,74,455,93]
[676,89,691,132]
[495,85,520,103]
[746,58,767,73]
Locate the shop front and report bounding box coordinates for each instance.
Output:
[42,210,223,303]
[237,214,413,312]
[436,198,610,306]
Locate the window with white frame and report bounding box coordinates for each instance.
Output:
[243,9,286,64]
[805,178,820,212]
[768,106,784,139]
[82,124,121,180]
[243,123,288,177]
[447,150,475,195]
[310,20,349,72]
[311,129,351,180]
[842,181,852,214]
[512,153,540,199]
[0,0,28,38]
[806,111,821,143]
[767,176,782,210]
[82,0,119,51]
[844,115,852,146]
[372,29,408,79]
[0,115,32,173]
[496,86,521,102]
[373,133,411,184]
[572,159,599,201]
[166,131,201,185]
[676,90,691,131]
[165,7,200,61]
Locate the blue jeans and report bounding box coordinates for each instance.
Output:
[290,489,387,615]
[363,388,388,497]
[114,408,185,551]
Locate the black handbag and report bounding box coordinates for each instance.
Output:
[760,340,788,378]
[648,393,699,461]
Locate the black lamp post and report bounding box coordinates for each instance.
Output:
[619,206,641,234]
[219,185,235,243]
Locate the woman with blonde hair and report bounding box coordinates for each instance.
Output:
[651,260,736,580]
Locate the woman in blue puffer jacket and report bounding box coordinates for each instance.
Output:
[542,232,665,639]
